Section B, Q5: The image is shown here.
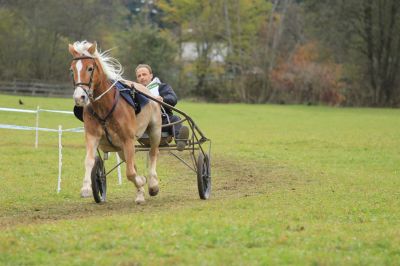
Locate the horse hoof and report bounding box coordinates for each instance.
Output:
[149,186,159,196]
[135,197,145,204]
[80,187,92,198]
[135,190,145,204]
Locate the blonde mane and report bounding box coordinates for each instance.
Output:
[72,41,123,81]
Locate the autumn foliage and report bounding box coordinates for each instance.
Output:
[271,42,345,106]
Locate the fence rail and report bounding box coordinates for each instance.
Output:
[0,106,122,192]
[0,80,71,97]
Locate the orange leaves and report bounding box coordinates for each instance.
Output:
[291,42,319,66]
[271,42,345,106]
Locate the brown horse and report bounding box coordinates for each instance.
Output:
[69,41,161,204]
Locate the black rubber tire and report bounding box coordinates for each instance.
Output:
[91,156,107,203]
[197,153,211,200]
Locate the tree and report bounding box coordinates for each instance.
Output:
[0,0,126,81]
[114,24,178,86]
[158,0,271,102]
[158,0,224,99]
[0,9,30,79]
[304,0,400,106]
[271,42,345,105]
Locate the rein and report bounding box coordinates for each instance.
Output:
[93,80,119,102]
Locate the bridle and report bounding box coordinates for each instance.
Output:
[71,56,119,102]
[71,56,97,100]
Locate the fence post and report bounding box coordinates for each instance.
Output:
[35,106,40,148]
[57,125,62,193]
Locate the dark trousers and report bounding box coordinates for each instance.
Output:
[162,114,182,137]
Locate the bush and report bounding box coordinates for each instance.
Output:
[270,42,345,106]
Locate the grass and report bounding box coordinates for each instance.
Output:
[0,94,399,265]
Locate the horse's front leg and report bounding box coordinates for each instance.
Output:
[123,139,146,204]
[81,133,99,197]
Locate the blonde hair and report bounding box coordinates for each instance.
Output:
[135,64,153,74]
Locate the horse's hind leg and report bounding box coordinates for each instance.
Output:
[147,146,160,196]
[148,129,161,196]
[123,140,146,204]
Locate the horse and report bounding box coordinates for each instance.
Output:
[68,41,162,204]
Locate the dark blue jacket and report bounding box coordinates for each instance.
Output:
[159,83,178,115]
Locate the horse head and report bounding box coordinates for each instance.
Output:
[69,41,100,106]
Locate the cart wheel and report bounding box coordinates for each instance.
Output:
[197,153,211,200]
[91,156,107,203]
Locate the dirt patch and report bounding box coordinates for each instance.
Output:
[0,154,301,229]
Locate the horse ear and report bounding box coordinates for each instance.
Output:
[68,44,78,57]
[88,42,97,55]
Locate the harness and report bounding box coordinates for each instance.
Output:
[87,89,120,149]
[71,56,120,149]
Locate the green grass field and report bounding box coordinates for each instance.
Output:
[0,94,399,265]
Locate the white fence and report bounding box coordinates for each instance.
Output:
[0,106,122,193]
[0,106,82,148]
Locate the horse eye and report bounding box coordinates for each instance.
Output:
[88,67,93,72]
[69,69,74,76]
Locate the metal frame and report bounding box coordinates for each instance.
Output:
[98,88,211,178]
